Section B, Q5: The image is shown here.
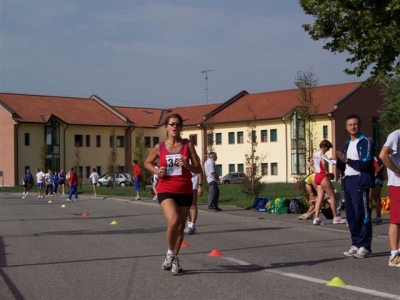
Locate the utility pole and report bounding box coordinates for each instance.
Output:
[201,70,213,104]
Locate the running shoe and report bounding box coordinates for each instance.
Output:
[353,247,371,259]
[298,213,312,220]
[343,246,359,257]
[171,256,182,274]
[313,217,321,225]
[372,217,382,225]
[135,197,141,200]
[388,253,400,267]
[66,198,71,202]
[184,227,196,235]
[333,217,347,224]
[162,253,174,270]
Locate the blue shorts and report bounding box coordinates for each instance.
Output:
[133,178,140,191]
[37,182,43,189]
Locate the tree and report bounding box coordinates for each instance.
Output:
[106,130,118,189]
[300,0,400,83]
[40,143,48,172]
[294,69,319,162]
[241,107,266,198]
[132,128,149,191]
[379,76,400,135]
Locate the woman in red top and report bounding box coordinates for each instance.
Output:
[145,113,201,274]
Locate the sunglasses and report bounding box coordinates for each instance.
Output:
[167,122,181,127]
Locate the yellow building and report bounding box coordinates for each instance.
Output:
[0,81,384,186]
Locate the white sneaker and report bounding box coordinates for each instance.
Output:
[171,256,182,274]
[162,254,174,270]
[135,197,141,200]
[353,247,371,259]
[343,246,359,257]
[313,217,321,225]
[66,198,71,202]
[333,217,346,224]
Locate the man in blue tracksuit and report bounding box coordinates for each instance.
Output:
[336,114,375,259]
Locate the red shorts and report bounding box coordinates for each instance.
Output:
[388,186,400,224]
[314,173,328,185]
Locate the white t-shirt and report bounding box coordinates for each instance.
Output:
[89,172,99,184]
[45,173,53,185]
[384,129,400,186]
[36,171,45,183]
[344,138,361,176]
[192,172,199,190]
[204,158,217,183]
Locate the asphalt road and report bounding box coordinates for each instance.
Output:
[1,192,399,300]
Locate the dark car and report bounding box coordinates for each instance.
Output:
[219,172,247,184]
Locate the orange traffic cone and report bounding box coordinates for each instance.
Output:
[181,241,189,248]
[208,249,223,257]
[82,212,89,217]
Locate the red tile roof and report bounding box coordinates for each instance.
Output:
[163,103,221,126]
[0,93,128,126]
[204,82,361,124]
[114,107,163,128]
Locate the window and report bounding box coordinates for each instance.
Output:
[207,134,213,145]
[189,134,197,146]
[144,136,151,148]
[228,132,235,144]
[24,133,30,146]
[109,136,115,147]
[261,130,267,143]
[252,130,257,143]
[153,136,160,146]
[96,135,101,147]
[237,131,244,144]
[216,133,222,145]
[261,163,268,175]
[270,129,277,142]
[116,136,125,147]
[229,164,235,172]
[271,163,278,175]
[237,164,244,172]
[216,164,222,177]
[86,135,91,147]
[79,166,83,177]
[323,125,328,139]
[75,135,83,147]
[86,166,91,178]
[96,166,101,177]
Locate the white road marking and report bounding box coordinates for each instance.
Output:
[222,256,400,299]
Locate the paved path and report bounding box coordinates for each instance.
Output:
[0,193,399,300]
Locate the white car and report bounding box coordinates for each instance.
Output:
[219,172,247,184]
[97,173,132,187]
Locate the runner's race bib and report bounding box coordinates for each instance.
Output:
[166,154,182,176]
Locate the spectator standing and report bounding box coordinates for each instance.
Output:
[379,126,400,267]
[20,172,28,198]
[336,114,375,259]
[58,168,66,195]
[53,171,60,196]
[370,156,384,225]
[205,152,221,211]
[185,168,203,235]
[36,168,45,199]
[67,167,78,201]
[26,169,33,196]
[89,168,99,197]
[144,113,201,274]
[132,160,142,200]
[45,169,54,197]
[152,163,159,201]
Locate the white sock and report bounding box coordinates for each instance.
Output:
[188,222,193,228]
[167,249,174,256]
[390,250,398,258]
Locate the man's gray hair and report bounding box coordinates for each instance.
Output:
[209,152,217,157]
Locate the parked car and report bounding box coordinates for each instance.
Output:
[97,173,132,187]
[219,172,247,184]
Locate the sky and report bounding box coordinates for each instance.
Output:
[0,0,371,108]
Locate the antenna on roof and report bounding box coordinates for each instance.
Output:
[201,69,213,104]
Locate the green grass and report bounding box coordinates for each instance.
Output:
[1,182,388,209]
